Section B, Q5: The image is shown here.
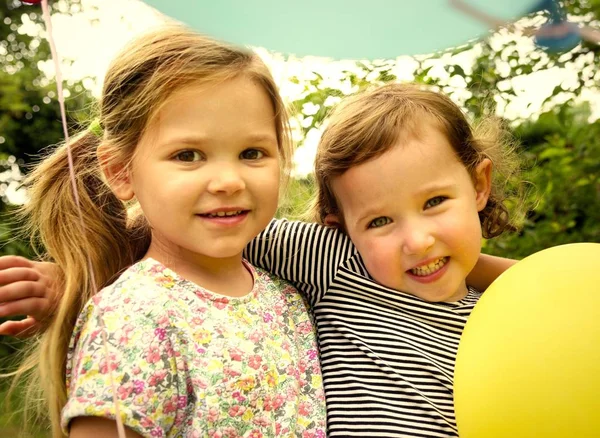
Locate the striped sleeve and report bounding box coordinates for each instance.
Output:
[244,219,356,306]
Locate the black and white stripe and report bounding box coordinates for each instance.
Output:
[245,219,481,437]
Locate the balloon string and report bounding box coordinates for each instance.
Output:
[39,2,126,437]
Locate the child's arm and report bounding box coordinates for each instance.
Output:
[70,417,143,438]
[244,218,356,306]
[0,256,58,336]
[467,253,518,291]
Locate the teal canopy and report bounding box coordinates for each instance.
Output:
[143,0,544,59]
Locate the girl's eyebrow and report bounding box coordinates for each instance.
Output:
[160,133,278,147]
[356,205,386,226]
[415,182,458,196]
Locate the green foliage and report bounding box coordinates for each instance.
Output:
[483,103,600,258]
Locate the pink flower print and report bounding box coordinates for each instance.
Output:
[297,321,313,334]
[146,345,161,364]
[164,397,177,414]
[286,364,300,378]
[132,380,145,394]
[298,401,311,416]
[263,396,273,412]
[154,327,167,341]
[157,315,170,325]
[193,377,208,390]
[214,297,229,310]
[224,367,241,378]
[223,427,239,438]
[307,349,318,360]
[148,369,168,386]
[99,354,118,374]
[228,405,245,417]
[286,386,299,401]
[298,359,308,373]
[262,312,273,323]
[132,366,142,375]
[248,354,262,370]
[141,416,155,429]
[150,426,163,437]
[272,394,285,410]
[231,390,247,403]
[207,407,220,422]
[248,431,263,438]
[117,383,133,400]
[253,416,270,427]
[228,347,243,361]
[315,430,326,438]
[248,331,262,343]
[208,431,223,438]
[177,395,187,409]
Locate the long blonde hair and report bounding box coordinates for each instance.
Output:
[11,24,292,437]
[312,83,524,238]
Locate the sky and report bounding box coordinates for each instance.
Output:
[20,0,600,178]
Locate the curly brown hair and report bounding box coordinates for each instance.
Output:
[311,83,525,239]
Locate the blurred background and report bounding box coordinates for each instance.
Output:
[1,0,599,435]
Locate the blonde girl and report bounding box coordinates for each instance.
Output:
[7,25,326,438]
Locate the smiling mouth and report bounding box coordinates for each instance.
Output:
[199,210,248,218]
[409,257,449,276]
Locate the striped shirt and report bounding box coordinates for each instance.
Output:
[245,219,482,437]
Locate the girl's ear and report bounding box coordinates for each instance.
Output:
[474,158,492,211]
[98,146,134,201]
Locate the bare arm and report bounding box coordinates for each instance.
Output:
[70,417,143,438]
[467,253,518,291]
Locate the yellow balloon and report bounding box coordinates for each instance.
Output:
[454,243,600,438]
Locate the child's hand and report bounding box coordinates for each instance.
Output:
[0,256,57,337]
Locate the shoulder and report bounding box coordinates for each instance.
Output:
[74,260,185,340]
[253,265,296,291]
[96,260,179,312]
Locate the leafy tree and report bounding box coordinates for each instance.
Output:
[0,0,95,258]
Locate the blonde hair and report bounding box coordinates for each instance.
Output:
[312,83,524,238]
[11,24,292,437]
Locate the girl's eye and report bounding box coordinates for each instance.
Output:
[425,196,447,209]
[368,217,392,229]
[240,149,264,160]
[174,150,202,162]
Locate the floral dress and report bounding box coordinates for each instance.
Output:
[61,258,326,437]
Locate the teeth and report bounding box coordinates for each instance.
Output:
[410,257,448,276]
[207,210,243,218]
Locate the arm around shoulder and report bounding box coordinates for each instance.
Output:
[467,253,518,291]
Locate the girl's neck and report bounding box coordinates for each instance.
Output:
[144,244,253,298]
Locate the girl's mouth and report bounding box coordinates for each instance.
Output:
[409,256,449,277]
[200,210,247,218]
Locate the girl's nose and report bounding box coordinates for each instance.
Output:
[401,224,435,256]
[206,164,246,195]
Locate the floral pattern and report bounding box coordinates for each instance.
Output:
[62,258,326,437]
